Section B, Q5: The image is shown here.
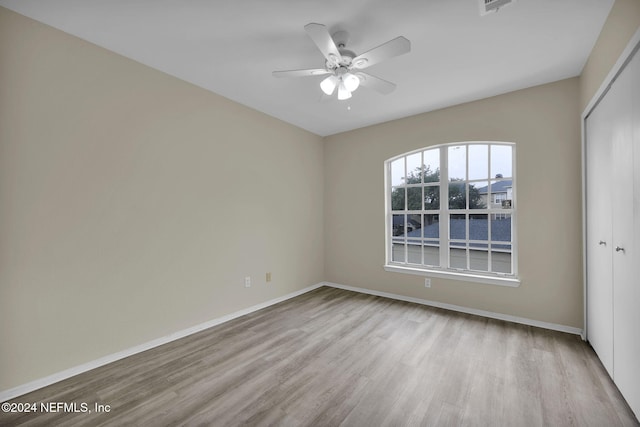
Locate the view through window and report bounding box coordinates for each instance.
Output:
[387,142,516,278]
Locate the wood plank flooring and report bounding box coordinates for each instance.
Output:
[1,286,638,426]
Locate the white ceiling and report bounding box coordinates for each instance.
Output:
[0,0,614,136]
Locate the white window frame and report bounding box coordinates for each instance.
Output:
[384,142,520,287]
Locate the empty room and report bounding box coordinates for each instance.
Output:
[1,0,639,426]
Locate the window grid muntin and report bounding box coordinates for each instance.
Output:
[386,142,516,278]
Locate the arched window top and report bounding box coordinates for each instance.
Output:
[384,142,519,286]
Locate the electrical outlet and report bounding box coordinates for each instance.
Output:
[266,272,271,283]
[244,276,251,288]
[425,278,431,288]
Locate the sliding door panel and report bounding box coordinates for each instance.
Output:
[612,47,640,419]
[585,83,614,377]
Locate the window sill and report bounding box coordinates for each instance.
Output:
[383,264,521,287]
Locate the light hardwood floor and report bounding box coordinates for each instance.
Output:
[2,286,638,426]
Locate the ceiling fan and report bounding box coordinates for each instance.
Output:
[273,23,411,100]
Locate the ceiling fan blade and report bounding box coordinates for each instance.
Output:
[352,36,411,69]
[356,72,397,95]
[304,23,342,63]
[272,68,331,78]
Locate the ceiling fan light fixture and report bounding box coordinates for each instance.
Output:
[320,75,339,95]
[337,82,352,100]
[343,73,360,92]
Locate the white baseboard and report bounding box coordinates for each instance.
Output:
[0,282,325,403]
[2,280,582,402]
[321,281,583,336]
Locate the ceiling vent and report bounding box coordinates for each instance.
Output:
[479,0,515,16]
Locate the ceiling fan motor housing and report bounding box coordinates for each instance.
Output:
[326,49,355,69]
[323,30,357,70]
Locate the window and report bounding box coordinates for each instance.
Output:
[385,142,518,286]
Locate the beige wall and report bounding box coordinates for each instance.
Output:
[580,0,640,110]
[0,7,324,392]
[324,78,583,327]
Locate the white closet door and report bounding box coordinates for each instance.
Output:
[612,47,640,418]
[586,88,614,376]
[629,47,640,419]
